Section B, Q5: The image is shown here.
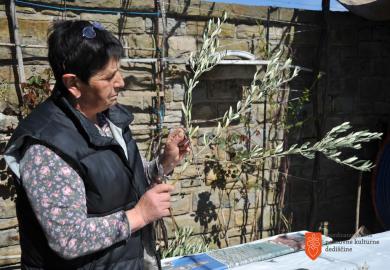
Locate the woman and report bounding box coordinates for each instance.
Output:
[4,20,189,270]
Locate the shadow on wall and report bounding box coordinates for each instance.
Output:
[192,191,220,246]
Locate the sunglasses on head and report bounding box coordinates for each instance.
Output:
[82,21,105,39]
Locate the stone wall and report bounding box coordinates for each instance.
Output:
[286,11,390,239]
[0,0,389,267]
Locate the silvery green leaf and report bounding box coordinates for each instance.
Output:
[190,126,199,137]
[343,156,358,164]
[217,122,221,134]
[228,106,233,117]
[274,143,284,153]
[203,133,208,145]
[181,102,187,115]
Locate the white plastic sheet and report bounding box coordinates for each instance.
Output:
[162,230,390,270]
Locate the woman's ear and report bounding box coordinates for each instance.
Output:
[62,74,81,99]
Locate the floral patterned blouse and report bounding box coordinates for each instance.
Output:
[19,114,159,259]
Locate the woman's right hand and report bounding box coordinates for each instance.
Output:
[125,184,174,232]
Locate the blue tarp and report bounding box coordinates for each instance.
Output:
[207,0,348,11]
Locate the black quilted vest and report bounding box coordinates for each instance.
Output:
[5,89,153,270]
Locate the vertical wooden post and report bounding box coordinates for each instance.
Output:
[10,0,26,84]
[356,172,363,232]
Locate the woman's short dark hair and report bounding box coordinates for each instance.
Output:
[48,20,124,91]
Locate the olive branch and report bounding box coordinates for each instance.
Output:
[163,13,382,258]
[179,14,382,173]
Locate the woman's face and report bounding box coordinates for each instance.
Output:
[77,58,124,114]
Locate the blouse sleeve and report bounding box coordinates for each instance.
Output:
[19,144,131,260]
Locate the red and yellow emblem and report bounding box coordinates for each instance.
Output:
[305,232,322,260]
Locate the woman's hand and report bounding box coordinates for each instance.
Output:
[125,184,174,232]
[160,128,191,175]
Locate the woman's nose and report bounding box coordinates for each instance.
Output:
[114,72,125,89]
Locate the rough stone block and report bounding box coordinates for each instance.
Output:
[220,191,236,208]
[3,65,52,88]
[162,214,204,238]
[16,6,36,14]
[198,1,226,17]
[119,0,154,10]
[155,18,186,36]
[220,23,235,38]
[121,16,145,33]
[235,208,255,227]
[0,218,18,230]
[165,0,200,15]
[118,90,155,109]
[180,178,202,188]
[43,0,122,9]
[40,10,78,18]
[164,90,173,103]
[269,26,285,40]
[171,83,185,101]
[172,165,201,179]
[200,2,267,19]
[236,25,261,39]
[278,8,295,21]
[18,19,51,58]
[234,189,258,210]
[218,38,250,52]
[218,208,235,230]
[171,193,192,215]
[164,110,182,123]
[0,46,11,60]
[0,113,18,132]
[168,36,197,57]
[0,66,14,82]
[0,245,20,266]
[186,21,206,36]
[0,228,19,248]
[126,34,154,57]
[118,95,144,110]
[132,113,151,124]
[121,71,153,90]
[165,101,183,110]
[0,198,16,219]
[0,18,11,42]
